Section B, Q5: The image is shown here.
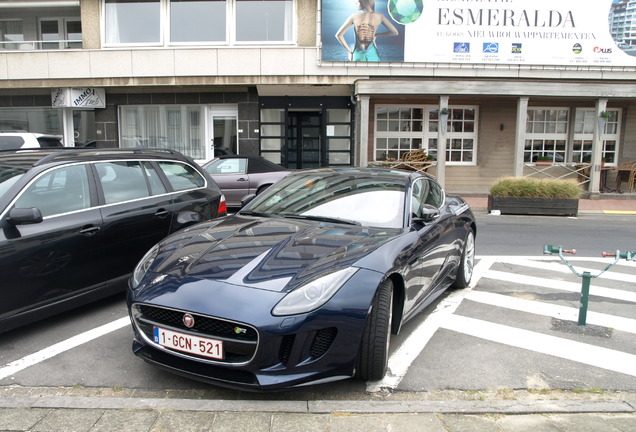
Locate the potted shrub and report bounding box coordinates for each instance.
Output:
[535,155,553,166]
[488,177,581,216]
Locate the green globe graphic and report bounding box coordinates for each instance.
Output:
[388,0,423,24]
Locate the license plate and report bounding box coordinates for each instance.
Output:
[153,326,224,360]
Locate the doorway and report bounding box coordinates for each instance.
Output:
[287,112,321,169]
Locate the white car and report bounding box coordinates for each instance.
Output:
[0,131,64,150]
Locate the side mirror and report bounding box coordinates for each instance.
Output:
[412,204,440,224]
[241,193,256,208]
[8,207,43,225]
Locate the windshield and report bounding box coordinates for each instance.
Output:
[243,171,406,228]
[0,165,26,201]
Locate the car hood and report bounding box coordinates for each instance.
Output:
[150,215,400,293]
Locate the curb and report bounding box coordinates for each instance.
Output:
[1,395,635,415]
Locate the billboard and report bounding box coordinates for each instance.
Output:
[321,0,636,66]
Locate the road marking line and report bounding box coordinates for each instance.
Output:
[497,257,636,283]
[366,256,496,392]
[440,314,636,377]
[485,269,636,302]
[465,290,636,334]
[0,317,130,381]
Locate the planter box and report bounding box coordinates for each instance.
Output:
[488,196,579,216]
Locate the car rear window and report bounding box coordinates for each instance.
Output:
[157,162,205,191]
[0,136,26,149]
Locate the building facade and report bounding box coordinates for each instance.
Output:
[1,0,635,195]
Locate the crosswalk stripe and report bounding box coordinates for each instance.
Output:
[465,290,636,334]
[497,257,636,283]
[440,314,636,377]
[485,269,636,302]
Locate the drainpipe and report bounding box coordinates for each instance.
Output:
[589,99,608,197]
[437,96,449,188]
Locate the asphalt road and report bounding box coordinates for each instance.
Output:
[0,214,634,398]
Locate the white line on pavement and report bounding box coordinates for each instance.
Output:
[497,257,636,283]
[440,314,636,377]
[0,317,130,381]
[366,256,496,392]
[464,290,636,334]
[485,269,636,302]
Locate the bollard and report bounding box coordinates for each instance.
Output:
[543,245,634,326]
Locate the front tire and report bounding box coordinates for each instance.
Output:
[356,279,393,381]
[452,228,475,289]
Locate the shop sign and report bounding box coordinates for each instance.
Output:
[321,0,636,67]
[52,88,106,109]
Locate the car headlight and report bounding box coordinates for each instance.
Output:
[272,267,358,316]
[131,244,159,289]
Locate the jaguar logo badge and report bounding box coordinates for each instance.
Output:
[183,314,195,328]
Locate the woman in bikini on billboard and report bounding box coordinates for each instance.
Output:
[335,0,399,62]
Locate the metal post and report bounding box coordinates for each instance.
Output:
[578,272,592,326]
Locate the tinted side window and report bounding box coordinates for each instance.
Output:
[157,162,205,191]
[96,161,151,204]
[425,180,444,208]
[142,162,167,195]
[14,165,91,217]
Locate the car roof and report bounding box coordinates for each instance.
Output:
[288,167,422,181]
[214,154,288,172]
[0,148,194,170]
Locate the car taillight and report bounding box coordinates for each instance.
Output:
[218,194,227,216]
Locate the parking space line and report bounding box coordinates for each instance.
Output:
[366,256,496,392]
[0,317,130,381]
[440,314,636,377]
[485,269,636,302]
[465,290,636,334]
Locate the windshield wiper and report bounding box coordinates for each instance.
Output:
[238,211,275,218]
[280,214,361,226]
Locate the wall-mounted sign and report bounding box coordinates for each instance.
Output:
[321,0,636,67]
[52,88,106,109]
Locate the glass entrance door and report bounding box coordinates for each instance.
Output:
[208,107,238,161]
[288,112,321,169]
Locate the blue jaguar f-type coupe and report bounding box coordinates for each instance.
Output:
[127,168,476,391]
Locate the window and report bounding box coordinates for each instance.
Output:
[573,108,621,165]
[524,108,569,163]
[0,20,23,50]
[97,161,155,204]
[104,0,293,46]
[15,165,91,217]
[157,162,205,190]
[235,0,293,42]
[375,105,478,165]
[411,178,444,217]
[524,107,622,165]
[206,158,247,174]
[119,105,206,160]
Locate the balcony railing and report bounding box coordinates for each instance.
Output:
[0,40,82,51]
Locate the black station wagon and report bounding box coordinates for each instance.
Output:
[0,148,226,332]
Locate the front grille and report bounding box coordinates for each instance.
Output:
[134,304,258,364]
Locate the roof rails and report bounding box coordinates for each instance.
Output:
[31,147,189,167]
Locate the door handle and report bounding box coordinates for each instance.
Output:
[236,177,248,182]
[80,225,100,236]
[155,209,170,218]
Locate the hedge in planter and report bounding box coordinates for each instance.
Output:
[488,177,581,216]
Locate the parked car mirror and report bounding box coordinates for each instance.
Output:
[412,204,439,224]
[8,207,43,225]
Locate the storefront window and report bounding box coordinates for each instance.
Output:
[119,105,206,159]
[375,105,477,165]
[572,108,621,164]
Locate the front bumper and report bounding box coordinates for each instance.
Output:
[127,269,384,391]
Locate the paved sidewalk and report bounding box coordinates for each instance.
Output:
[462,195,636,215]
[0,387,634,431]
